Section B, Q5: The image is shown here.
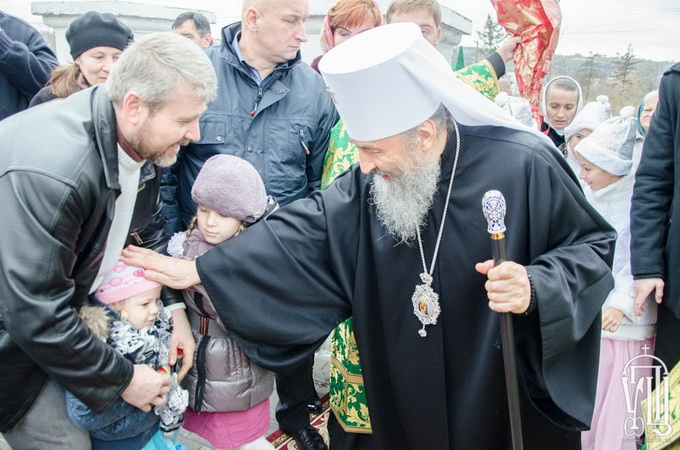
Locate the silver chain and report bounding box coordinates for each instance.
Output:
[417,119,461,279]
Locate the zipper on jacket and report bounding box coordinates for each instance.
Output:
[299,128,310,155]
[130,232,143,245]
[250,87,263,116]
[194,336,210,412]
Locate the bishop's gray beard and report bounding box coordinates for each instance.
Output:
[369,148,442,245]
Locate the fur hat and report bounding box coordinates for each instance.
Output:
[576,106,637,176]
[564,95,612,142]
[191,155,268,224]
[495,92,536,128]
[94,257,162,304]
[66,11,134,60]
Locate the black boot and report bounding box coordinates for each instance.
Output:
[289,425,328,450]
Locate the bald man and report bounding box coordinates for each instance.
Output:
[160,1,337,449]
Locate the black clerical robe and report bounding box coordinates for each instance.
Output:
[197,125,616,449]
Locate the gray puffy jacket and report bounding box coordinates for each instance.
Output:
[182,284,275,412]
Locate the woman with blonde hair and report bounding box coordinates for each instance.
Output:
[30,11,133,106]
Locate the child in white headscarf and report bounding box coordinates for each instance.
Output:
[576,109,657,450]
[562,95,612,178]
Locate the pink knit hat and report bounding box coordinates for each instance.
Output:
[94,257,162,304]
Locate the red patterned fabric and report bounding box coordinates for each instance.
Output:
[491,0,562,114]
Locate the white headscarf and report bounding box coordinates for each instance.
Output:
[541,75,584,136]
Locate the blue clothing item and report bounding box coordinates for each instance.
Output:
[91,423,158,450]
[160,21,338,235]
[141,429,187,450]
[637,100,648,137]
[66,390,159,442]
[232,30,264,84]
[64,302,183,444]
[0,11,58,120]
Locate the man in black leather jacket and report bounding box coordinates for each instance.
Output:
[0,33,216,448]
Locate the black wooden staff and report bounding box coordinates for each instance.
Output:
[482,190,523,450]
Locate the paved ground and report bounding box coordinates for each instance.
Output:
[0,338,331,450]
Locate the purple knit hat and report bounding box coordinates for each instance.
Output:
[191,155,268,223]
[94,257,162,304]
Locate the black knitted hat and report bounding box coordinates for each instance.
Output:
[66,11,134,60]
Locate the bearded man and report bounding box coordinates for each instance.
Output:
[125,24,615,449]
[0,33,216,448]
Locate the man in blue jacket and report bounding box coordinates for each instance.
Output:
[0,10,57,120]
[161,2,337,449]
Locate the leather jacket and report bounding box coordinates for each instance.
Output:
[0,85,176,431]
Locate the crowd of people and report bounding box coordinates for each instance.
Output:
[0,0,678,449]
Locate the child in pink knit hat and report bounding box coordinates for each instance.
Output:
[94,256,165,329]
[167,154,278,450]
[67,256,189,450]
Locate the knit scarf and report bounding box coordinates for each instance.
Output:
[184,228,215,261]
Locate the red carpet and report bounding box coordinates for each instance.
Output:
[266,394,331,449]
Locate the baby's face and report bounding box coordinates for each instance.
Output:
[196,205,242,245]
[121,287,162,329]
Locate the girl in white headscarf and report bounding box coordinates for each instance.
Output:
[575,110,657,450]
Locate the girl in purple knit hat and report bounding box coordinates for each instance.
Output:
[167,154,278,449]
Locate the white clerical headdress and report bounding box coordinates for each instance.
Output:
[318,22,551,144]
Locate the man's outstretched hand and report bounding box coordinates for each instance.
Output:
[122,246,201,289]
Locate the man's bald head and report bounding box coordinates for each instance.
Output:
[239,0,309,74]
[242,0,281,16]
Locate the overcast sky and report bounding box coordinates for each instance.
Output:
[448,0,680,62]
[5,0,679,63]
